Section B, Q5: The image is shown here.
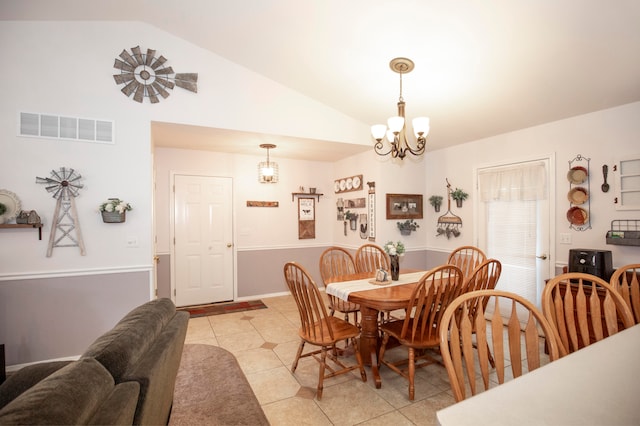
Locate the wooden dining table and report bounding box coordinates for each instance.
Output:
[325,268,426,388]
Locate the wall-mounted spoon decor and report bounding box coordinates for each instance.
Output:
[602,164,610,192]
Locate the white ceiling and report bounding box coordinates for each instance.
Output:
[3,0,640,161]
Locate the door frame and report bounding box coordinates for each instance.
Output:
[169,170,236,305]
[472,153,556,304]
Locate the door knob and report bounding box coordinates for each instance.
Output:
[227,243,233,247]
[536,254,547,260]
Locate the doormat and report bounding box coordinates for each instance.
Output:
[178,300,267,318]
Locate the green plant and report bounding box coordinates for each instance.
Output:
[450,188,468,201]
[99,198,132,213]
[344,210,358,220]
[397,219,419,231]
[0,202,6,216]
[384,241,405,256]
[428,195,443,207]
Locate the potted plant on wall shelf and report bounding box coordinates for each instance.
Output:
[344,210,358,230]
[428,195,443,212]
[451,188,468,208]
[397,219,419,236]
[99,198,132,223]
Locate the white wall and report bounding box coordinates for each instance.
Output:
[0,20,369,279]
[332,149,428,251]
[425,101,640,268]
[154,147,336,252]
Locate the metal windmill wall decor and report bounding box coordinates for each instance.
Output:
[113,45,198,103]
[36,167,86,257]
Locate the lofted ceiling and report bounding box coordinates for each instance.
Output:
[3,0,640,161]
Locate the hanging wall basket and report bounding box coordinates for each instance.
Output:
[102,211,126,223]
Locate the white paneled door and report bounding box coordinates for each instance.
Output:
[173,175,233,307]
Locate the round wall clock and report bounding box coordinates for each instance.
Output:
[113,45,198,103]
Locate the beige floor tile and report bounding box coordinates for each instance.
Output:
[358,410,415,426]
[234,347,285,375]
[262,397,333,426]
[216,329,266,353]
[399,391,456,425]
[208,313,257,336]
[246,365,301,405]
[315,379,395,425]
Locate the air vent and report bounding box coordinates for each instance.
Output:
[19,112,114,144]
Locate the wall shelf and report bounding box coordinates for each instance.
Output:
[0,223,43,240]
[291,192,323,202]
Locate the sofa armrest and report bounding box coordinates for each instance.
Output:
[124,311,189,425]
[0,361,71,409]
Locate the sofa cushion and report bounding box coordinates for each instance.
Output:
[82,298,177,381]
[0,358,139,425]
[0,361,71,409]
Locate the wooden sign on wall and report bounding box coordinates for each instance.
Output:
[298,197,315,239]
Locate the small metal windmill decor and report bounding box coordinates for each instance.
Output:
[113,45,198,103]
[36,167,86,257]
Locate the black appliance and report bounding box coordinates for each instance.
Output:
[568,249,613,281]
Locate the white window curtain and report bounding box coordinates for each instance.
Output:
[478,161,547,202]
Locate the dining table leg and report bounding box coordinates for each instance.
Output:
[359,305,382,388]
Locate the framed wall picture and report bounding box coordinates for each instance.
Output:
[298,197,315,239]
[386,193,423,219]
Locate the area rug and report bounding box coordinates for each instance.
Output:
[178,300,267,318]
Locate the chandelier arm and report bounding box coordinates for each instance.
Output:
[373,139,395,157]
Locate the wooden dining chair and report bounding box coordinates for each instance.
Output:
[318,246,360,324]
[354,243,390,275]
[354,244,395,322]
[439,289,561,402]
[610,263,640,324]
[283,261,367,399]
[542,272,634,356]
[447,245,487,280]
[378,264,464,400]
[460,258,502,367]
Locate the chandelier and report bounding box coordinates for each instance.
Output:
[258,143,279,183]
[371,57,429,159]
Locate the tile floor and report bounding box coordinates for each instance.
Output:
[184,294,459,425]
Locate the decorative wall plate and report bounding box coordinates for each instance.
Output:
[567,206,589,225]
[568,187,589,205]
[113,46,198,103]
[352,176,361,189]
[567,166,588,184]
[334,174,363,193]
[0,189,21,223]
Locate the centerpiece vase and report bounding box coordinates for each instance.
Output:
[390,255,400,281]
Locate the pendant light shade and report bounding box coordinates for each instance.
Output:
[258,144,278,183]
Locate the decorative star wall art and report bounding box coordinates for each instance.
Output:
[113,45,198,103]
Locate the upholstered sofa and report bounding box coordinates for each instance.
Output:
[0,298,189,425]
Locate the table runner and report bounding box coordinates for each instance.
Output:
[326,271,428,301]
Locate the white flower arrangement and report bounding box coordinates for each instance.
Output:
[384,241,405,256]
[99,198,132,214]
